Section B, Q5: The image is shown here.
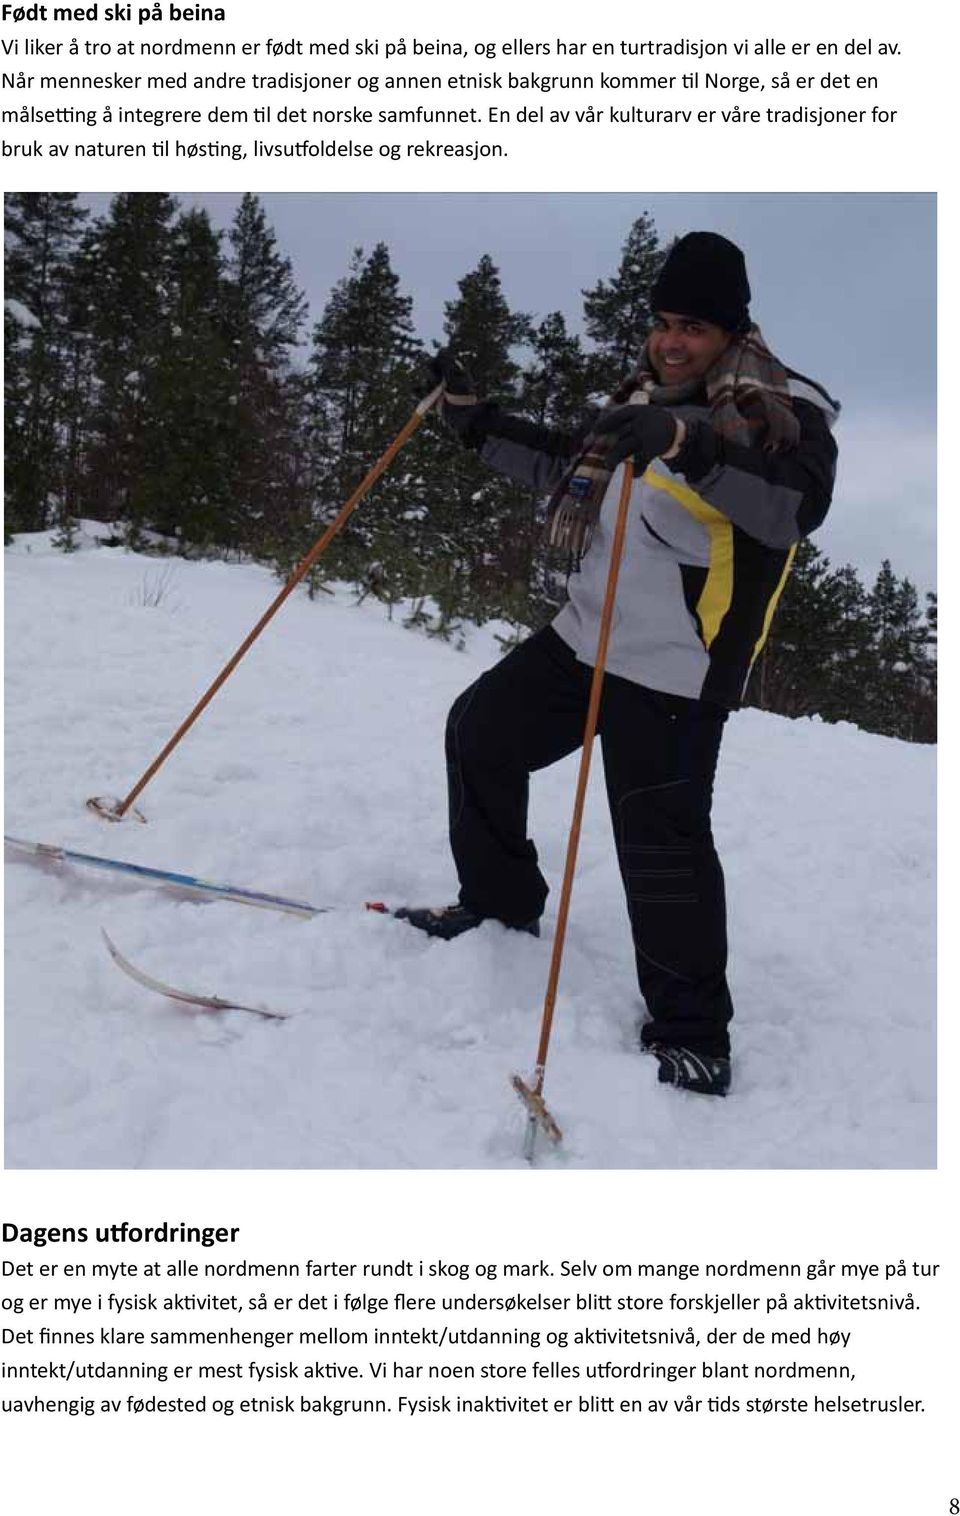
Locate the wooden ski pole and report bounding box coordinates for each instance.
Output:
[512,459,635,1161]
[88,384,444,823]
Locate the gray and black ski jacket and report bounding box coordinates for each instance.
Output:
[468,372,839,708]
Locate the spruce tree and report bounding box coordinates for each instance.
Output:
[4,191,87,325]
[745,547,940,742]
[424,254,534,629]
[219,195,308,556]
[863,561,929,739]
[80,193,179,539]
[915,592,937,743]
[307,243,423,593]
[441,253,530,392]
[57,227,101,542]
[3,192,88,534]
[746,541,874,721]
[136,208,235,548]
[518,310,593,619]
[4,301,31,540]
[582,212,665,392]
[522,310,592,431]
[225,193,307,367]
[820,563,877,723]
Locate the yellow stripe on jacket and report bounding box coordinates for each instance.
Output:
[644,469,734,649]
[750,542,797,668]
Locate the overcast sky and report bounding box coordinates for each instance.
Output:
[83,191,937,592]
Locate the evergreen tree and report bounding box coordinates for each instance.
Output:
[915,592,937,743]
[518,310,593,619]
[422,254,534,628]
[746,542,873,721]
[256,366,318,585]
[224,193,307,368]
[441,252,530,392]
[821,563,878,722]
[138,208,235,548]
[522,310,592,431]
[925,589,937,645]
[3,192,88,534]
[220,195,309,555]
[56,227,101,541]
[582,212,665,392]
[746,547,937,743]
[4,191,87,324]
[863,561,930,739]
[306,243,423,591]
[4,301,31,541]
[80,192,179,537]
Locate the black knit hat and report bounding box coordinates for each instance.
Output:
[652,232,751,333]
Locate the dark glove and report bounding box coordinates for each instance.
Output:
[591,403,679,470]
[430,348,476,397]
[428,348,489,443]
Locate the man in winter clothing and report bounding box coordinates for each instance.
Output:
[397,232,840,1097]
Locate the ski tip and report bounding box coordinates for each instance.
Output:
[101,927,290,1020]
[364,901,390,914]
[101,927,141,982]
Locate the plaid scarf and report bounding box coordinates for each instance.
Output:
[544,324,801,563]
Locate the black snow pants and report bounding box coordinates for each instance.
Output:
[445,626,734,1057]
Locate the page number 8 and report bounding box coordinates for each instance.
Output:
[949,1501,958,1513]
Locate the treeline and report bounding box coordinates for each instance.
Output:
[3,192,935,742]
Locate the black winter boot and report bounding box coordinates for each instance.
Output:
[646,1043,731,1097]
[394,904,539,940]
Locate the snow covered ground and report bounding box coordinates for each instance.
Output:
[4,530,936,1168]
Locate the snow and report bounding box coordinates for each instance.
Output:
[4,298,41,330]
[4,533,936,1169]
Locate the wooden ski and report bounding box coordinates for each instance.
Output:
[101,930,290,1020]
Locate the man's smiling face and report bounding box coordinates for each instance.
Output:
[648,311,733,386]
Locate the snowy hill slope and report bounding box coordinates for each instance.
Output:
[4,535,936,1168]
